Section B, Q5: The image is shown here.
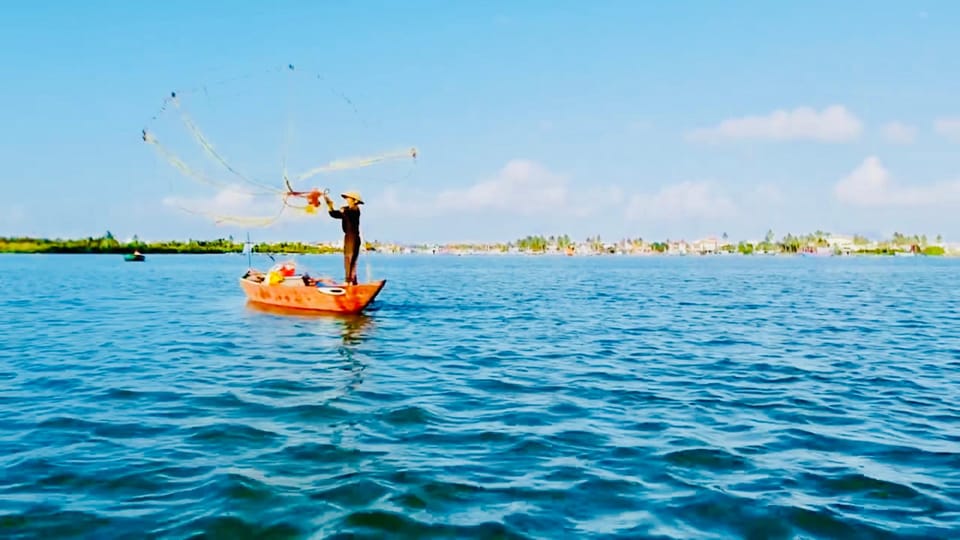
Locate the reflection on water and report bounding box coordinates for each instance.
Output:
[244,300,374,342]
[338,313,373,346]
[244,300,374,402]
[336,315,372,395]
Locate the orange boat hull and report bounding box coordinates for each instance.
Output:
[239,276,386,314]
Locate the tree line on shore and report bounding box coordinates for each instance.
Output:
[0,233,343,255]
[0,230,949,255]
[510,230,946,256]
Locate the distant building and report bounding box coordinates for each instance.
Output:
[826,235,855,252]
[693,236,726,254]
[668,240,689,255]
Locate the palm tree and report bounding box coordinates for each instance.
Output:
[590,236,604,252]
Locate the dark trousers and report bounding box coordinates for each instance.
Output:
[343,235,360,284]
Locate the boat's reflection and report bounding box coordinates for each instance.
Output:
[338,312,373,346]
[244,299,373,387]
[245,301,372,330]
[243,302,375,446]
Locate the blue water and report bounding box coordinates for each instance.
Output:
[1,254,959,539]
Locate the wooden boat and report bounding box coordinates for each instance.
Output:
[239,264,385,314]
[124,253,145,262]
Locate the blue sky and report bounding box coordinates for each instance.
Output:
[2,1,959,243]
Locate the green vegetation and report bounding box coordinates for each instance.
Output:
[500,230,953,257]
[515,235,550,253]
[512,234,577,253]
[2,230,955,257]
[0,233,340,255]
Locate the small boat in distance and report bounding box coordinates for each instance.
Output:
[239,261,385,314]
[124,251,145,262]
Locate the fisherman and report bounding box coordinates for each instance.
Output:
[323,191,363,285]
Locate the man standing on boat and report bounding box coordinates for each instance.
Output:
[324,191,363,286]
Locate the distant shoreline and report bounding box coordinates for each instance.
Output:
[1,233,953,257]
[1,251,954,259]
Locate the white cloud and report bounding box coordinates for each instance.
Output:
[163,185,314,224]
[881,122,916,144]
[687,105,862,143]
[934,117,960,142]
[834,156,960,207]
[375,160,634,239]
[433,159,570,215]
[625,180,737,221]
[371,159,630,242]
[164,185,254,214]
[383,159,614,220]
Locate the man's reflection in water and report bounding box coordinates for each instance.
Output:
[243,303,377,449]
[330,314,373,448]
[338,314,372,346]
[336,314,372,394]
[244,302,374,397]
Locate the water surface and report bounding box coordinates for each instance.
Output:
[1,254,958,538]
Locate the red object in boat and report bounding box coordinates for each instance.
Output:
[239,270,385,314]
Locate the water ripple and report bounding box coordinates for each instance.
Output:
[1,255,959,538]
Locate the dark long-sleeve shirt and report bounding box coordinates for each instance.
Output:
[329,206,361,238]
